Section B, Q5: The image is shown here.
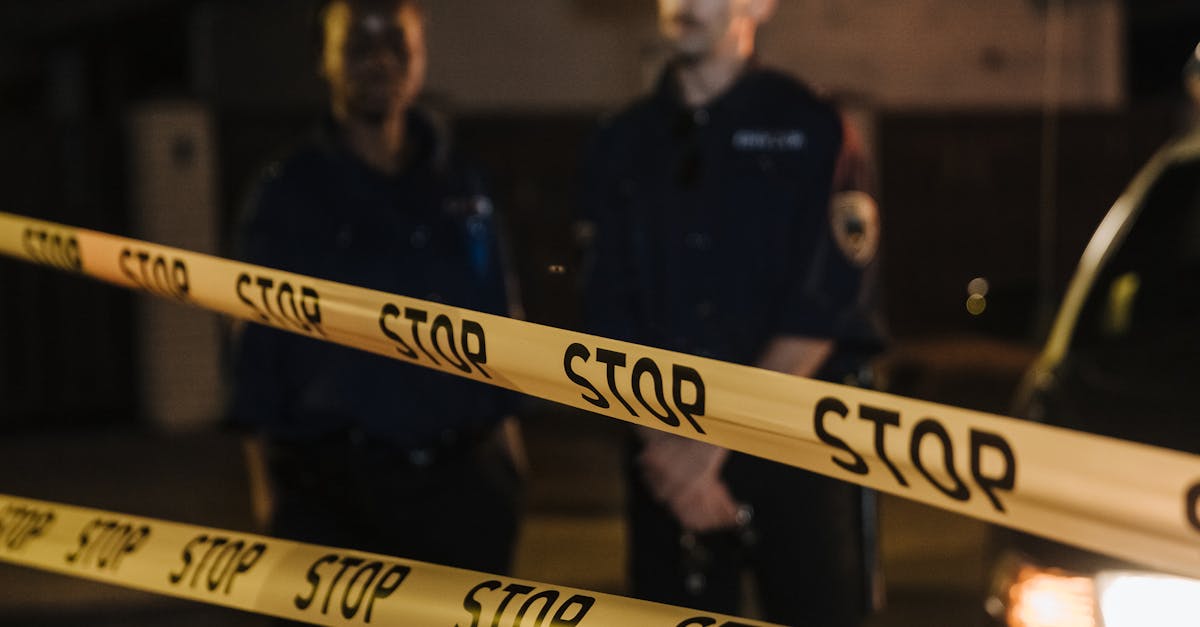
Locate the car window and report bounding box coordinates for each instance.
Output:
[1062,158,1200,450]
[1074,159,1200,347]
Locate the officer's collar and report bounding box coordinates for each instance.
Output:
[318,107,450,177]
[653,55,763,113]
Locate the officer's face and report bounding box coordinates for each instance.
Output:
[657,0,735,60]
[321,0,427,125]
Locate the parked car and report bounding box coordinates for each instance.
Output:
[984,47,1200,627]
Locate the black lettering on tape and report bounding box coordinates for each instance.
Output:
[367,564,408,623]
[432,314,472,373]
[910,419,970,502]
[152,256,169,290]
[236,273,324,335]
[514,590,560,626]
[173,259,189,294]
[296,554,338,611]
[296,554,410,624]
[632,357,679,427]
[970,430,1016,513]
[0,505,56,551]
[564,343,608,409]
[118,248,189,300]
[300,287,322,330]
[380,304,419,360]
[21,229,36,260]
[549,594,595,627]
[460,581,593,627]
[118,250,136,283]
[276,283,304,330]
[596,348,637,416]
[563,345,706,434]
[65,520,101,564]
[189,537,228,588]
[236,275,268,323]
[64,518,150,572]
[169,535,205,584]
[460,320,491,378]
[379,304,492,378]
[1187,481,1200,534]
[860,405,908,487]
[22,227,82,271]
[205,540,243,592]
[405,308,439,364]
[815,402,1020,510]
[231,542,266,593]
[323,557,361,615]
[340,561,382,620]
[814,397,869,475]
[255,278,276,325]
[462,580,502,627]
[672,365,706,434]
[493,584,537,625]
[167,534,265,595]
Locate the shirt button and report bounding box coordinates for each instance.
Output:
[693,109,710,126]
[410,226,430,249]
[685,232,712,250]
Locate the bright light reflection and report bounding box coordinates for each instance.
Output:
[1008,567,1095,627]
[1097,572,1200,627]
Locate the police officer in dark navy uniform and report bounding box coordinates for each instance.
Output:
[228,0,521,609]
[583,0,883,624]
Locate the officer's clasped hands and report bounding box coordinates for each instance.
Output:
[637,428,740,532]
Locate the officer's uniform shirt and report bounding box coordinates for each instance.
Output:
[585,65,882,376]
[229,110,512,449]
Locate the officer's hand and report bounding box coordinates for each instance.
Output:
[668,474,740,533]
[637,431,728,504]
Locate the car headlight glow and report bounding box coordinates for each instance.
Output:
[1096,571,1200,627]
[1007,565,1096,627]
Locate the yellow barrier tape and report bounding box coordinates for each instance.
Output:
[2,212,1199,578]
[0,494,777,626]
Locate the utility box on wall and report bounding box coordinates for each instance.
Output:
[127,101,223,431]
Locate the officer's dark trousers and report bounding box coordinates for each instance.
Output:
[265,431,521,626]
[628,448,869,627]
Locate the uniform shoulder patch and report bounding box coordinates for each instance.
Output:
[829,190,880,267]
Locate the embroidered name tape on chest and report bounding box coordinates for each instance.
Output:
[731,129,806,152]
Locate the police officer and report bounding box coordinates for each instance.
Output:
[583,0,883,624]
[228,0,521,603]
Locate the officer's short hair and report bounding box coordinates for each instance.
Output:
[311,0,424,63]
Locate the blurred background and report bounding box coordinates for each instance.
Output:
[0,0,1198,625]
